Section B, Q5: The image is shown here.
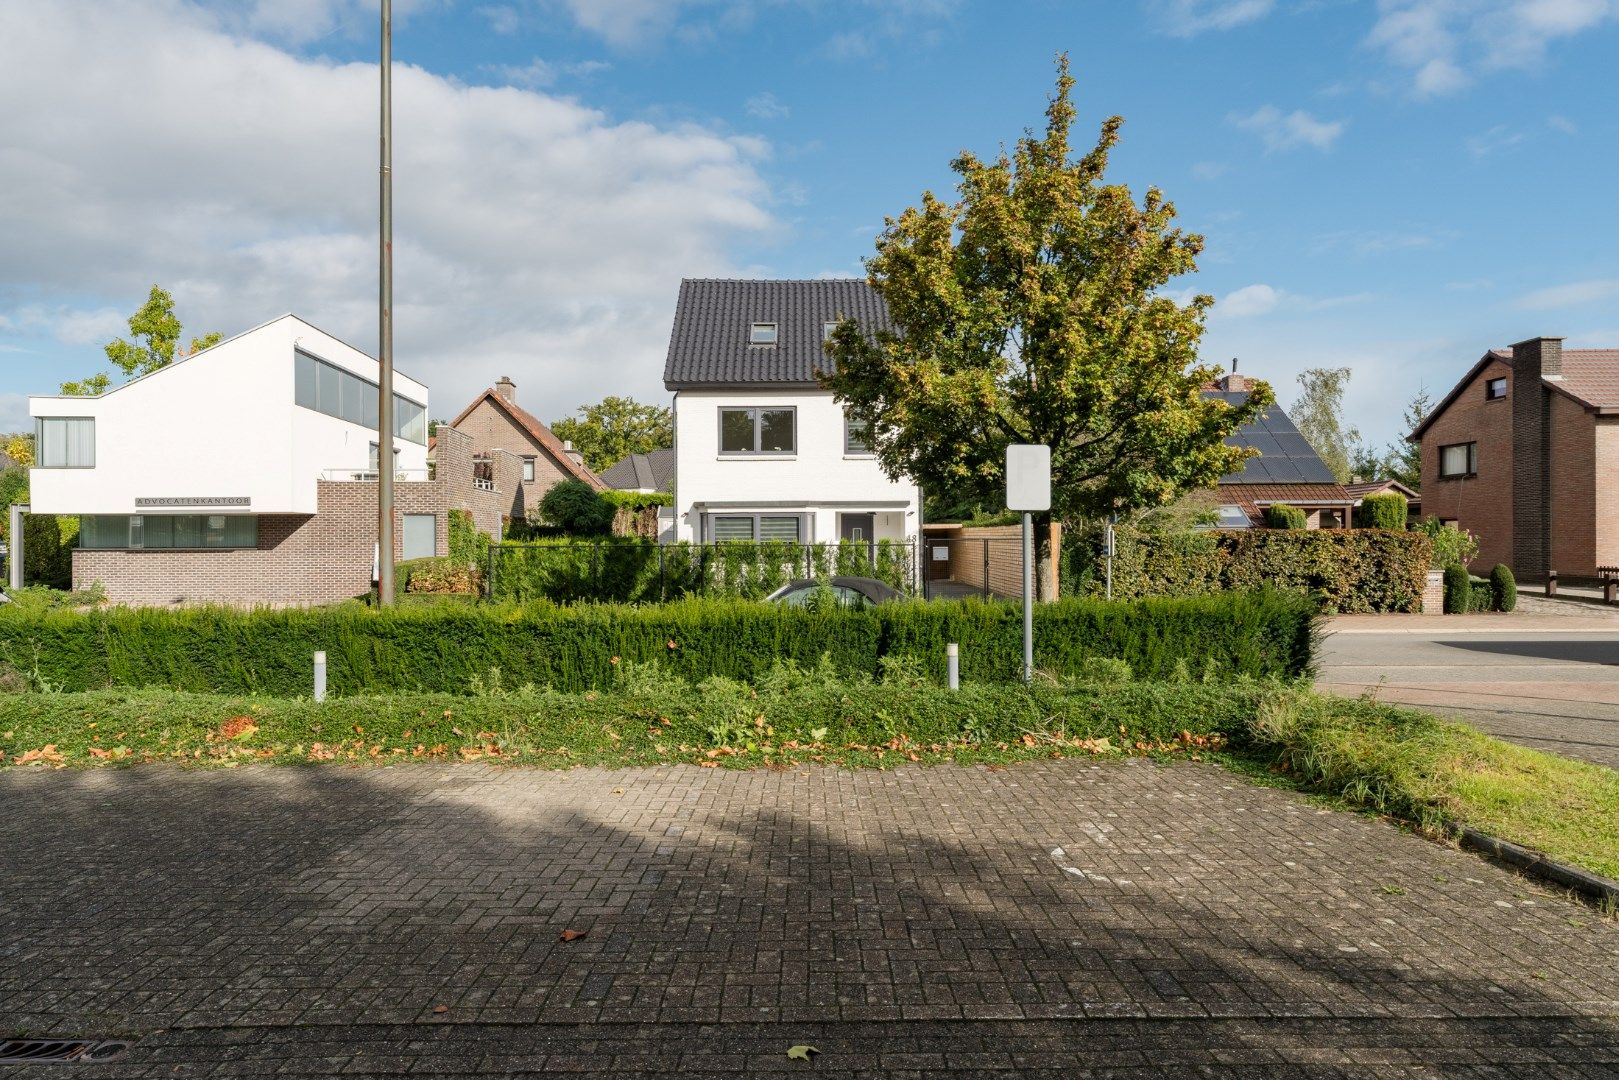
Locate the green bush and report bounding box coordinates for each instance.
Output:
[1442,564,1470,613]
[1490,564,1516,613]
[1468,577,1495,613]
[399,557,480,596]
[1263,505,1307,530]
[1063,524,1431,614]
[0,590,1316,696]
[1353,493,1407,530]
[539,479,614,535]
[1419,519,1479,569]
[22,514,76,591]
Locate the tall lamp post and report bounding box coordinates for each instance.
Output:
[376,0,396,605]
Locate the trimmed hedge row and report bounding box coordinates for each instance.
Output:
[1442,563,1517,613]
[0,590,1316,697]
[1064,526,1431,614]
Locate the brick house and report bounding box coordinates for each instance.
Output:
[444,376,603,523]
[1412,336,1619,578]
[22,314,518,606]
[1202,372,1354,528]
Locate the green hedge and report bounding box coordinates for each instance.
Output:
[1064,526,1431,614]
[0,590,1316,696]
[1490,564,1516,612]
[1353,493,1407,530]
[1263,505,1307,529]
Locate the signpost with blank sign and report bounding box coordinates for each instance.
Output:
[1005,445,1051,685]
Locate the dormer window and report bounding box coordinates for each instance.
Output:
[749,322,778,346]
[823,321,840,342]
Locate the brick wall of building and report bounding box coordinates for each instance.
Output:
[939,524,1061,599]
[450,396,576,518]
[73,425,517,606]
[1546,390,1597,576]
[1596,418,1619,572]
[1419,356,1514,570]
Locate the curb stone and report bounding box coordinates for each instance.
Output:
[1451,824,1619,907]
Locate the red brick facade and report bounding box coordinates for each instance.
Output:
[1418,338,1619,578]
[72,427,514,606]
[446,379,602,520]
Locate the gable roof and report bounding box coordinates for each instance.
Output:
[1205,391,1340,485]
[1410,346,1619,442]
[1343,478,1420,502]
[446,389,604,489]
[663,278,893,390]
[601,448,675,493]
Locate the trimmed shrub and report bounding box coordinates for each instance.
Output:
[1490,564,1516,613]
[22,514,75,591]
[1354,493,1407,530]
[0,590,1316,696]
[1442,564,1470,614]
[1063,524,1431,614]
[539,479,614,535]
[1263,505,1307,530]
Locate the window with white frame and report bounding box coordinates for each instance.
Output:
[522,458,536,483]
[844,413,872,455]
[35,417,95,468]
[1439,441,1477,478]
[294,349,428,444]
[708,514,805,542]
[749,322,778,346]
[718,406,795,454]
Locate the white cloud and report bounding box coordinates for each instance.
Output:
[195,0,445,46]
[1516,279,1619,310]
[1313,228,1444,255]
[1367,0,1619,97]
[1149,0,1275,36]
[0,0,776,420]
[1218,284,1282,318]
[478,4,521,34]
[0,393,29,434]
[1228,105,1346,152]
[745,92,791,121]
[484,57,611,88]
[1548,113,1579,134]
[549,0,959,53]
[1465,124,1526,158]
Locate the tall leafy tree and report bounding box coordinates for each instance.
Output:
[1386,387,1430,490]
[820,56,1271,596]
[2,433,34,468]
[60,285,221,395]
[1290,367,1358,484]
[551,396,673,474]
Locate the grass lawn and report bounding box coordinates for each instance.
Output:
[2,667,1614,884]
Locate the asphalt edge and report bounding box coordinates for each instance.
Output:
[1450,824,1619,907]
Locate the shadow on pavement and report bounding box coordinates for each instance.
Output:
[1438,639,1619,665]
[1,763,1616,1077]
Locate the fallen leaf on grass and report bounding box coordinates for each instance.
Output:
[559,929,588,942]
[432,1004,449,1014]
[16,745,65,765]
[786,1045,818,1061]
[219,717,258,740]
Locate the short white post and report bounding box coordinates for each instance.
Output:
[313,651,327,703]
[946,642,959,691]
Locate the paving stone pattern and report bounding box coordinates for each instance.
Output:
[1,761,1617,1077]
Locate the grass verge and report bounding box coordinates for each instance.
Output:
[2,665,1613,883]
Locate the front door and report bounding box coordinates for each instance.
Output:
[839,513,875,543]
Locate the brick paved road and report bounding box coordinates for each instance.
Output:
[2,762,1617,1077]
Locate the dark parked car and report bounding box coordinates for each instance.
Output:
[764,576,904,609]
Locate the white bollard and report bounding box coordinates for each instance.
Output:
[314,651,327,703]
[946,642,959,691]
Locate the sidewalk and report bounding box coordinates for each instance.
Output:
[1327,612,1619,634]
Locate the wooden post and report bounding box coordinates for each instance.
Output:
[1546,570,1558,598]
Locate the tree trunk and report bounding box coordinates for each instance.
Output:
[1034,513,1059,602]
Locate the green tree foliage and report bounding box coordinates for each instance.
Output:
[539,479,615,535]
[1290,368,1358,484]
[1419,518,1478,569]
[1263,505,1307,530]
[1386,388,1430,490]
[0,467,27,549]
[819,56,1270,598]
[60,285,222,396]
[550,396,673,474]
[3,433,35,467]
[1353,493,1407,530]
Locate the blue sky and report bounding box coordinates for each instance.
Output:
[2,0,1616,448]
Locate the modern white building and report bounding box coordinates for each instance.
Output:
[23,314,507,606]
[664,279,920,546]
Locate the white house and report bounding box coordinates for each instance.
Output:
[664,279,920,546]
[23,314,507,606]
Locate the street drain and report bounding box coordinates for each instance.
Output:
[0,1039,131,1065]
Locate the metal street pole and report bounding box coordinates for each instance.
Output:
[376,0,396,606]
[1022,511,1033,685]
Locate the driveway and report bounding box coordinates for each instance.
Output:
[2,762,1617,1076]
[1319,615,1619,768]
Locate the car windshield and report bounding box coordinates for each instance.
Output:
[777,584,869,610]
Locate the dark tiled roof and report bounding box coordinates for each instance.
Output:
[663,279,892,389]
[1343,479,1420,502]
[1206,391,1340,485]
[1214,483,1355,525]
[601,449,675,493]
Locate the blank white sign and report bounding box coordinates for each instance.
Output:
[1005,444,1051,512]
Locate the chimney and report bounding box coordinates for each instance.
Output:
[495,376,517,403]
[1509,336,1564,578]
[1219,360,1251,393]
[563,439,584,466]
